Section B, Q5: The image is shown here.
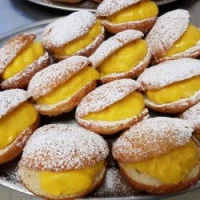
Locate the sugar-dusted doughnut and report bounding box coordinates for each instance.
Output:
[113,117,200,194]
[96,0,158,34]
[90,30,151,83]
[76,79,148,135]
[137,58,200,114]
[0,89,39,164]
[42,11,105,60]
[146,9,200,64]
[0,33,50,90]
[19,124,109,200]
[28,56,99,116]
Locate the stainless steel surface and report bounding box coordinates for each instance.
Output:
[0,19,200,200]
[25,0,180,12]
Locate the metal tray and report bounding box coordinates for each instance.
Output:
[26,0,180,12]
[0,18,200,200]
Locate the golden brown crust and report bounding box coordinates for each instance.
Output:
[119,162,200,194]
[1,52,51,90]
[36,81,97,116]
[76,109,149,135]
[145,91,200,114]
[101,17,157,34]
[0,117,39,164]
[0,33,35,75]
[20,164,106,200]
[100,48,151,84]
[52,30,105,61]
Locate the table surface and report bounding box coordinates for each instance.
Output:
[1,0,200,200]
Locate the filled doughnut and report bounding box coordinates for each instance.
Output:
[96,0,158,34]
[146,9,200,64]
[0,89,39,164]
[19,124,109,200]
[42,11,105,60]
[0,33,50,90]
[76,79,148,135]
[90,30,151,83]
[137,58,200,114]
[28,56,99,116]
[113,117,200,194]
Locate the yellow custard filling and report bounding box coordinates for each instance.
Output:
[97,39,148,77]
[36,67,99,105]
[84,92,144,121]
[3,42,44,80]
[165,24,200,57]
[0,102,38,150]
[54,20,102,56]
[107,0,158,24]
[125,141,198,184]
[39,161,104,196]
[146,76,200,104]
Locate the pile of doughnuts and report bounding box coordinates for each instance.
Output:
[1,0,200,199]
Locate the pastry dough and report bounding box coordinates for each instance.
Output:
[0,33,50,89]
[146,9,200,64]
[28,56,99,116]
[96,0,158,33]
[113,117,200,194]
[76,79,148,135]
[42,11,104,60]
[90,30,151,83]
[138,58,200,113]
[19,124,109,200]
[0,89,39,164]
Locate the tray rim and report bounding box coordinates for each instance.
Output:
[0,17,200,200]
[25,0,180,12]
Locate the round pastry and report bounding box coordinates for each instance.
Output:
[113,117,200,194]
[28,56,99,116]
[42,11,105,61]
[76,79,149,135]
[89,30,151,83]
[19,124,109,200]
[137,58,200,114]
[96,0,158,34]
[0,89,39,164]
[181,102,200,137]
[146,9,200,64]
[0,33,50,90]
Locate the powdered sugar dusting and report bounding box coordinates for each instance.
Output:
[1,52,50,89]
[96,0,142,17]
[42,11,96,48]
[20,124,109,171]
[28,56,90,99]
[181,103,200,131]
[0,89,29,119]
[113,117,193,163]
[0,33,35,75]
[137,58,200,90]
[146,9,189,59]
[90,30,143,67]
[76,79,140,117]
